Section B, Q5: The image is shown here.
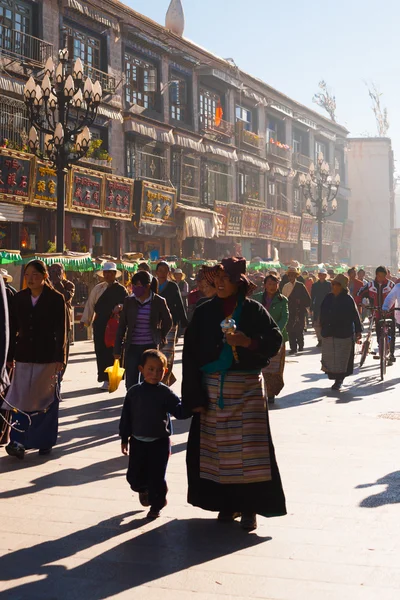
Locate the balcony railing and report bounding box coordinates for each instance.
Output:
[267,141,291,162]
[236,122,262,151]
[293,152,313,170]
[199,114,234,141]
[0,25,52,67]
[66,61,116,95]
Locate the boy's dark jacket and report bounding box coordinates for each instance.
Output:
[119,381,186,443]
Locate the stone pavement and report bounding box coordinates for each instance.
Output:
[1,333,400,600]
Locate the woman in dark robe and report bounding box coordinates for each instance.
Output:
[3,260,66,459]
[182,257,287,532]
[320,274,362,391]
[0,277,10,445]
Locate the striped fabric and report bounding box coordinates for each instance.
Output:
[131,300,153,345]
[200,371,271,485]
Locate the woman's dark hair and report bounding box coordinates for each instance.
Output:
[264,274,280,285]
[376,265,388,276]
[132,271,151,286]
[24,259,53,288]
[138,262,150,273]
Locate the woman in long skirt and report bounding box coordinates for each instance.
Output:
[320,274,362,391]
[182,257,287,531]
[258,274,289,404]
[4,260,66,459]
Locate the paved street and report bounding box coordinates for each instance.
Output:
[1,332,400,600]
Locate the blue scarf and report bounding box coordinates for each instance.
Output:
[201,295,244,408]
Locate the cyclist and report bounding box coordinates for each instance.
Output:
[382,282,400,337]
[356,266,396,364]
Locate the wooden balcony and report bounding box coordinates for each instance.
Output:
[292,152,313,171]
[67,61,116,95]
[199,114,234,142]
[236,121,262,151]
[267,141,291,163]
[0,25,52,67]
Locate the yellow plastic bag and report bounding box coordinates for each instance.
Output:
[104,359,125,393]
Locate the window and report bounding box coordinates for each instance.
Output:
[292,127,309,156]
[315,140,327,164]
[126,140,167,183]
[238,168,260,204]
[171,152,200,200]
[266,117,285,144]
[64,26,101,70]
[236,105,252,131]
[170,73,190,123]
[0,0,32,34]
[203,161,232,207]
[0,95,28,147]
[125,53,157,110]
[199,88,221,125]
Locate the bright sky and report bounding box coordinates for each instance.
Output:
[127,0,399,169]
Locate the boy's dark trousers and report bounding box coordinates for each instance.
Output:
[127,437,170,511]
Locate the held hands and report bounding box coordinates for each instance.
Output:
[113,304,123,315]
[121,442,129,456]
[225,331,251,348]
[356,333,362,344]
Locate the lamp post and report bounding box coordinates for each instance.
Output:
[298,152,340,263]
[24,50,102,252]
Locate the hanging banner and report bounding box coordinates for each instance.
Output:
[258,209,274,239]
[68,166,103,215]
[287,215,301,243]
[104,175,134,220]
[242,206,260,237]
[300,214,314,241]
[33,161,57,208]
[214,201,229,236]
[226,203,244,236]
[134,180,176,237]
[0,151,33,203]
[273,213,290,241]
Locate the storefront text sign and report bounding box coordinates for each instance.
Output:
[104,175,134,220]
[69,167,103,215]
[214,202,229,236]
[242,206,260,237]
[258,210,274,239]
[287,215,302,243]
[0,151,33,203]
[300,214,314,241]
[226,204,243,236]
[33,162,57,207]
[273,213,290,242]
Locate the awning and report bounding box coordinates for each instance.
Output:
[204,143,238,161]
[271,166,290,177]
[124,118,174,144]
[0,203,24,223]
[98,105,123,123]
[174,134,204,153]
[65,0,120,32]
[238,152,269,171]
[0,77,24,96]
[177,204,220,239]
[0,249,22,264]
[243,88,268,106]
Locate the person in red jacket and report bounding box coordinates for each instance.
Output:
[347,267,364,300]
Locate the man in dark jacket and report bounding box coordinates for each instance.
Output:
[311,268,332,347]
[283,267,311,355]
[114,270,172,390]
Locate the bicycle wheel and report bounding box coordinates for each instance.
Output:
[360,338,370,368]
[380,335,387,381]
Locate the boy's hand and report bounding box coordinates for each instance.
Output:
[121,443,129,455]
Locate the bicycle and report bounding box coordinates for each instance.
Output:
[378,308,400,381]
[359,308,374,368]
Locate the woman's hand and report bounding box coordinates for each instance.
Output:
[226,331,251,348]
[121,442,129,455]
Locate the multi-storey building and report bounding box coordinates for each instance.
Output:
[0,0,351,263]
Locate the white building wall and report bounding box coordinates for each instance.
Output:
[347,139,393,267]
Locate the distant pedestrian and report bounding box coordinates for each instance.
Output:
[114,270,172,390]
[1,268,17,304]
[119,349,186,519]
[81,262,127,390]
[320,274,362,391]
[172,269,189,336]
[48,263,75,371]
[311,269,331,347]
[155,261,188,386]
[4,260,66,459]
[283,267,310,355]
[347,267,364,300]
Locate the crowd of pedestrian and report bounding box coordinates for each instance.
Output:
[2,254,400,531]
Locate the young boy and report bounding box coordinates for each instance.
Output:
[119,349,185,519]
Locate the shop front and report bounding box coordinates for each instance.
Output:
[177,204,220,259]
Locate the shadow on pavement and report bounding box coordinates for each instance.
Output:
[62,387,106,400]
[270,386,326,410]
[0,513,270,600]
[356,471,400,507]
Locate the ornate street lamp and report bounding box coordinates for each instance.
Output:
[24,50,102,252]
[298,152,340,263]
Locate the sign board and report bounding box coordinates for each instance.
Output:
[69,166,103,215]
[104,174,134,220]
[214,201,229,236]
[241,206,260,237]
[226,203,243,236]
[33,161,57,208]
[0,151,33,203]
[258,210,274,239]
[134,180,176,237]
[273,213,290,242]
